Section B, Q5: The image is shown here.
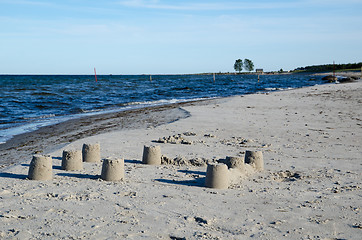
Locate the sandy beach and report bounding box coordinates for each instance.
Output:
[0,80,361,239]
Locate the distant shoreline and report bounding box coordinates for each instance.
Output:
[1,70,360,76]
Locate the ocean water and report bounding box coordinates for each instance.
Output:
[0,74,325,143]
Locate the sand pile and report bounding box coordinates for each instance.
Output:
[161,156,210,166]
[156,132,197,145]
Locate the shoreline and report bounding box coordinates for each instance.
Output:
[3,71,358,148]
[0,80,361,239]
[0,97,211,145]
[313,71,362,77]
[0,99,214,169]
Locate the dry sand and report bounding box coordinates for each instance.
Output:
[0,81,361,239]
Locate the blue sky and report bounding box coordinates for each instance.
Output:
[0,0,361,74]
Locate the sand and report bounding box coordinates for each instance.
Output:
[0,80,361,239]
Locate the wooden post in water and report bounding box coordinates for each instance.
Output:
[94,67,97,82]
[258,74,260,83]
[150,75,152,82]
[213,73,215,82]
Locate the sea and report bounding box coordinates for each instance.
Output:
[0,74,326,144]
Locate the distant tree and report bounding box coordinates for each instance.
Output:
[279,68,283,73]
[234,59,243,73]
[244,59,254,72]
[293,62,362,72]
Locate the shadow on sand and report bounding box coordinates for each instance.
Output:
[0,172,28,180]
[57,172,99,180]
[52,165,62,170]
[155,177,206,187]
[124,159,142,164]
[178,169,206,176]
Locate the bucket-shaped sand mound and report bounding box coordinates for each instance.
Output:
[82,143,100,163]
[225,156,245,171]
[205,163,229,189]
[101,158,124,181]
[244,150,264,171]
[62,150,83,171]
[28,155,53,180]
[142,145,161,165]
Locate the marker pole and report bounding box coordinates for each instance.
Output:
[94,67,98,82]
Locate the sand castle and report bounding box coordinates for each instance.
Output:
[225,156,245,171]
[26,143,124,182]
[26,143,126,182]
[204,152,264,189]
[82,143,101,163]
[142,145,162,165]
[28,155,53,180]
[244,150,264,171]
[27,142,263,189]
[101,158,124,181]
[61,150,83,171]
[205,163,229,189]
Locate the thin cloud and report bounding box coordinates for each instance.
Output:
[0,0,55,6]
[118,0,302,11]
[119,0,362,10]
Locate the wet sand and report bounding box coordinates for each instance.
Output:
[0,101,209,168]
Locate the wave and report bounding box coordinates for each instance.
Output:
[264,87,277,91]
[21,114,56,120]
[263,87,295,92]
[114,97,208,109]
[69,108,90,114]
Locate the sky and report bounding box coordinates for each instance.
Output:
[0,0,361,74]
